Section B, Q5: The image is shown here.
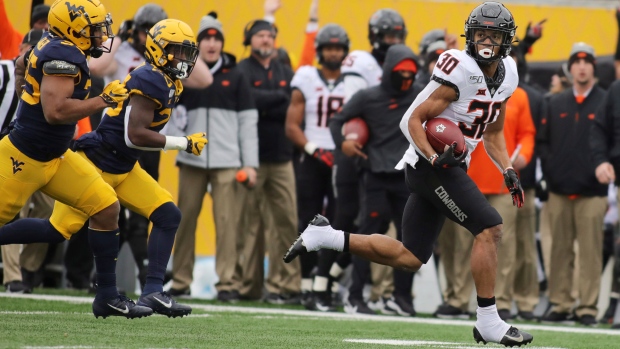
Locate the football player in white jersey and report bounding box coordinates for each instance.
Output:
[284,2,532,346]
[328,9,408,311]
[285,24,348,311]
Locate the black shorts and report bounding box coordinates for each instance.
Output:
[401,157,502,263]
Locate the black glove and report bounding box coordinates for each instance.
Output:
[430,143,468,169]
[312,148,334,168]
[503,167,525,208]
[117,19,134,42]
[523,20,544,47]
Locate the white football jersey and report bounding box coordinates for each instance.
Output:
[341,50,382,87]
[104,41,144,84]
[291,66,345,150]
[397,49,519,169]
[341,50,382,102]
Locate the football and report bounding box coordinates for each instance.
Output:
[342,117,369,146]
[425,117,466,155]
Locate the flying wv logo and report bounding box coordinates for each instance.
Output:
[10,157,24,174]
[65,2,85,22]
[151,24,166,40]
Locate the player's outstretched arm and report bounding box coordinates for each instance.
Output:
[406,83,455,160]
[182,58,213,89]
[41,75,114,124]
[88,38,121,78]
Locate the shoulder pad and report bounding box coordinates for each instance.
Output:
[42,60,79,77]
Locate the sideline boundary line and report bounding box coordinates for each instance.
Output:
[1,293,619,336]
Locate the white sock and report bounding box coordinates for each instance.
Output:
[475,305,511,343]
[301,278,313,292]
[312,276,329,292]
[329,263,344,278]
[301,225,344,252]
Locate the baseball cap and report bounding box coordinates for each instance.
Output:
[22,29,45,47]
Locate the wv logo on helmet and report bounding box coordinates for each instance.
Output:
[65,3,85,22]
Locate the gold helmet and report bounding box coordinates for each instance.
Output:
[48,0,114,57]
[145,19,199,79]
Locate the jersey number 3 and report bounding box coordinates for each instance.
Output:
[459,100,502,139]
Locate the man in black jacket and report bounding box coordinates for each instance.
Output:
[329,44,420,316]
[538,42,608,326]
[236,19,300,304]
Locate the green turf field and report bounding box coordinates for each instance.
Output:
[0,291,618,349]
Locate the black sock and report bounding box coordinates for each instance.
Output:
[88,228,120,300]
[477,296,496,308]
[142,202,180,296]
[0,219,65,244]
[343,232,350,252]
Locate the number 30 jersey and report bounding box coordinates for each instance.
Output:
[397,49,519,168]
[291,66,345,150]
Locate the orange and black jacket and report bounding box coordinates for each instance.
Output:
[591,79,620,186]
[537,85,608,197]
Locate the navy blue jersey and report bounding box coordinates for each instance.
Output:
[10,33,91,161]
[82,62,182,174]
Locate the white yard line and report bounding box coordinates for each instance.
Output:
[1,292,619,336]
[343,339,568,349]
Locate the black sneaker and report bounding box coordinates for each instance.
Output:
[311,292,336,312]
[473,326,533,347]
[92,294,153,319]
[138,291,192,318]
[168,287,191,298]
[283,214,330,263]
[600,301,617,324]
[541,311,575,325]
[217,290,240,303]
[384,296,416,317]
[516,311,536,321]
[433,303,470,319]
[498,309,512,321]
[4,281,31,294]
[578,314,597,327]
[344,298,376,315]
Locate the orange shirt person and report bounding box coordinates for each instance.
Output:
[468,86,536,193]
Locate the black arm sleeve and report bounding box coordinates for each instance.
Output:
[329,90,367,149]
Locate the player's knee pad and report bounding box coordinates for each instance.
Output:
[150,202,181,231]
[47,220,73,242]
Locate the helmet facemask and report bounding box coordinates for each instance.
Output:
[84,13,114,58]
[466,28,511,64]
[155,40,199,79]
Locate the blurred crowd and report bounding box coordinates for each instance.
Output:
[2,0,620,328]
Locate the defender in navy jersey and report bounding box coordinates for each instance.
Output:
[0,0,145,318]
[51,18,207,318]
[285,2,532,346]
